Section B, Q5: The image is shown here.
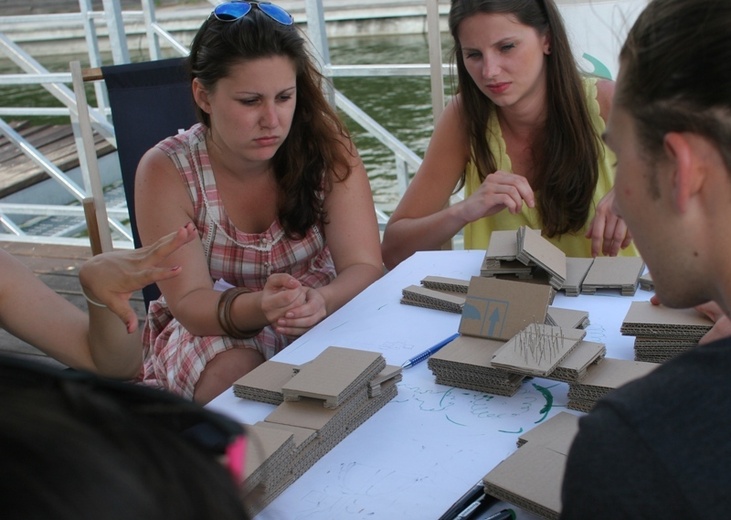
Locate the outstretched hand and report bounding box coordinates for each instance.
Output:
[586,189,633,257]
[79,223,197,333]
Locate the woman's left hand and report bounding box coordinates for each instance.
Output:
[586,190,633,256]
[274,287,327,337]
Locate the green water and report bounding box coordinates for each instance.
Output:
[0,32,455,213]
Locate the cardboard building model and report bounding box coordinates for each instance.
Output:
[483,411,580,520]
[621,301,713,363]
[428,276,606,397]
[480,227,646,296]
[232,346,402,517]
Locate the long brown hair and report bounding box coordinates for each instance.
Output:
[449,0,603,236]
[188,10,353,239]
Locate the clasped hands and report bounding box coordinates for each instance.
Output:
[261,273,326,337]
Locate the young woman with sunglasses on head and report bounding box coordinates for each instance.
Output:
[381,0,639,270]
[134,2,383,403]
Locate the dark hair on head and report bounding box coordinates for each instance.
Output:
[187,9,354,238]
[618,0,731,173]
[0,356,250,520]
[448,0,603,237]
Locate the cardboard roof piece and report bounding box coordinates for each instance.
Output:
[567,357,658,413]
[516,226,567,290]
[620,301,713,338]
[485,229,520,260]
[459,276,554,341]
[401,284,465,314]
[490,323,586,377]
[562,257,594,297]
[580,256,646,296]
[544,341,606,383]
[482,230,536,279]
[281,346,386,408]
[545,306,590,329]
[235,346,400,516]
[483,412,580,520]
[428,334,525,397]
[517,410,579,448]
[232,360,300,404]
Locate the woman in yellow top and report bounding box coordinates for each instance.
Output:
[382,0,639,269]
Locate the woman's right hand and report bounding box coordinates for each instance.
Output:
[261,273,308,325]
[458,170,535,223]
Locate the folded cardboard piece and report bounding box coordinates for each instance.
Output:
[566,357,658,412]
[428,335,526,396]
[544,306,590,329]
[233,360,299,404]
[490,323,586,377]
[562,257,594,296]
[281,346,386,408]
[483,411,580,520]
[459,276,554,341]
[580,256,646,296]
[516,226,567,290]
[621,301,713,363]
[429,330,605,395]
[482,229,646,296]
[232,347,402,516]
[401,284,465,314]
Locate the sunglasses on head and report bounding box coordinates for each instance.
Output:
[213,1,294,26]
[0,355,246,483]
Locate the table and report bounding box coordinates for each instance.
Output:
[208,250,649,519]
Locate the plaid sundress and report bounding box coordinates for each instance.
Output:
[140,124,335,399]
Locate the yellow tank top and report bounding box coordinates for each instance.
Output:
[463,77,639,258]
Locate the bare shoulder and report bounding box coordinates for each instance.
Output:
[136,146,177,184]
[595,78,616,122]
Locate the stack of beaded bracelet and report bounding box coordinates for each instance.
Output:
[216,287,263,339]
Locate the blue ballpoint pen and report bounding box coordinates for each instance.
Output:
[401,332,460,369]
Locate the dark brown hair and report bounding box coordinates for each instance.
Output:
[188,10,354,239]
[617,0,731,174]
[448,0,603,236]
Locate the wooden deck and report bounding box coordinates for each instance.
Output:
[0,240,146,366]
[0,120,115,198]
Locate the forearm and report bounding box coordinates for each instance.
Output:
[315,263,383,316]
[172,288,270,337]
[87,304,143,379]
[382,204,468,270]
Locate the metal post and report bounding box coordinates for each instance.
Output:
[304,0,335,106]
[426,0,445,124]
[141,0,162,60]
[102,0,130,64]
[78,0,111,123]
